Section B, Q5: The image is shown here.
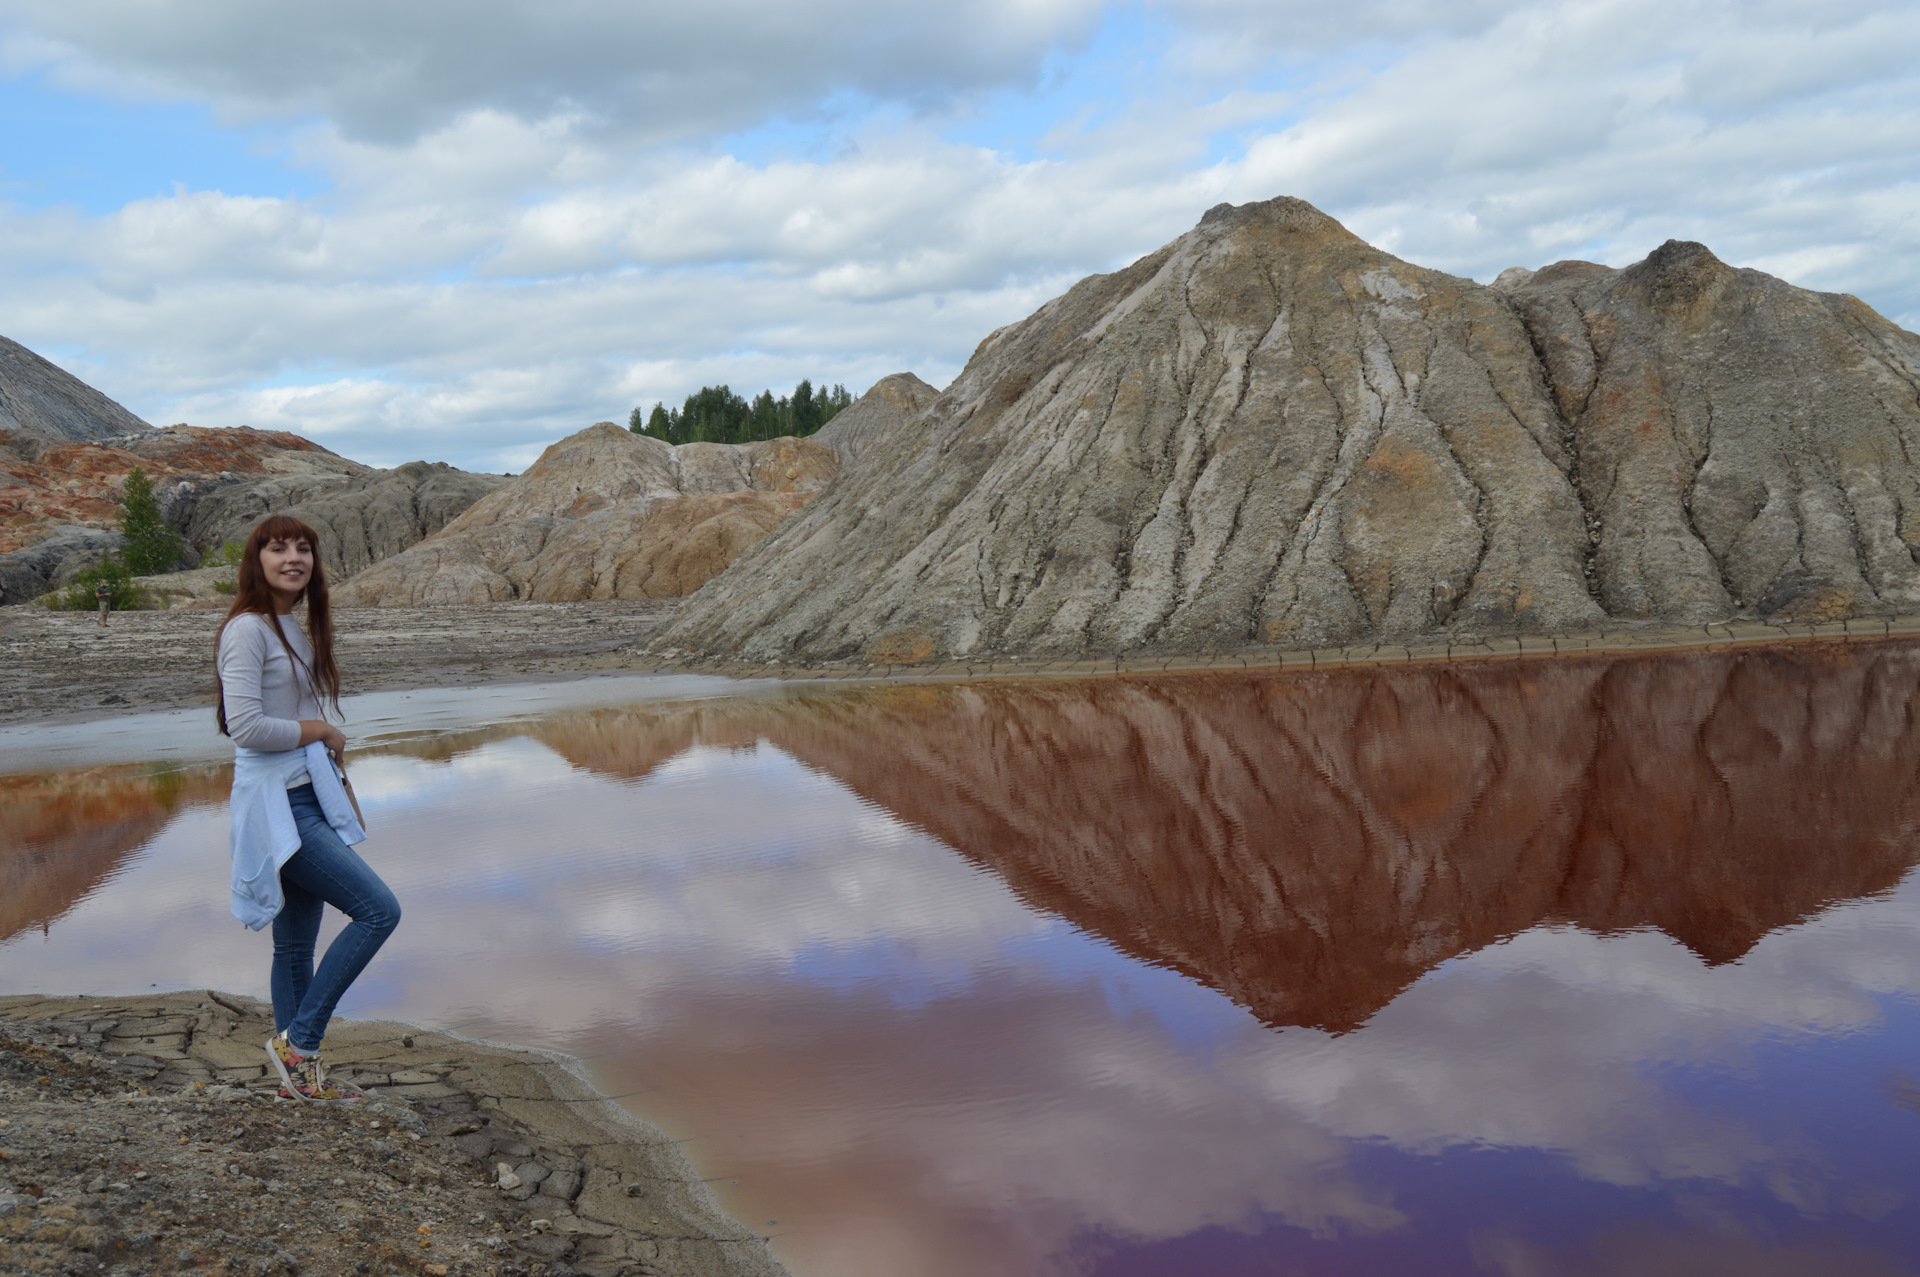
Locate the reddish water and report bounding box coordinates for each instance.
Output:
[7,641,1920,1275]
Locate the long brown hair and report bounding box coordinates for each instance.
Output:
[215,514,342,736]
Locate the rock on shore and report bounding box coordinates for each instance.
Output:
[656,196,1920,665]
[334,424,840,606]
[0,992,785,1276]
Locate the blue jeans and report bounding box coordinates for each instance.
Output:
[271,784,401,1053]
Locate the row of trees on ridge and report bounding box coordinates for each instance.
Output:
[630,379,853,446]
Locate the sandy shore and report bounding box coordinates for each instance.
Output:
[0,992,784,1277]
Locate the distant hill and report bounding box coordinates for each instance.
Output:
[0,335,151,443]
[0,333,509,605]
[655,195,1920,665]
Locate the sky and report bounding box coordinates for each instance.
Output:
[1,0,1916,473]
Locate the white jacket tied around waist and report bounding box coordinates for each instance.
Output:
[229,741,366,930]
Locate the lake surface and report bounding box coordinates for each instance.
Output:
[7,643,1920,1276]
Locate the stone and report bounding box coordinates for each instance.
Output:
[519,1233,575,1260]
[494,1163,522,1191]
[333,424,840,606]
[454,1131,494,1162]
[658,195,1920,664]
[539,1169,580,1199]
[0,524,121,603]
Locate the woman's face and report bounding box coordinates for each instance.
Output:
[259,536,315,608]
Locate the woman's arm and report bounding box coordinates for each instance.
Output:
[297,718,347,756]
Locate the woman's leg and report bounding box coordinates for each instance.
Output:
[279,786,401,1053]
[269,873,324,1035]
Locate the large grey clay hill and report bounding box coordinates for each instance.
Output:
[0,335,153,442]
[658,195,1920,664]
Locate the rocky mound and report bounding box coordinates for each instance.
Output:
[0,424,505,604]
[0,335,151,443]
[0,425,363,603]
[1496,247,1920,621]
[335,422,839,607]
[808,371,938,464]
[176,460,509,582]
[657,197,1920,665]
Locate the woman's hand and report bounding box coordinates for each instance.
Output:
[298,719,348,760]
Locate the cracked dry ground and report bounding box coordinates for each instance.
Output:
[0,994,779,1277]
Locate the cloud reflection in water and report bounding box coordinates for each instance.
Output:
[5,642,1920,1275]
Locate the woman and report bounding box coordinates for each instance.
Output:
[215,514,400,1101]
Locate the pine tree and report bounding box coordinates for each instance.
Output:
[627,376,856,447]
[791,379,816,435]
[119,467,182,576]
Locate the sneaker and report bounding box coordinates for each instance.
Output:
[265,1031,364,1102]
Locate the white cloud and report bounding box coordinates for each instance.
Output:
[0,0,1916,470]
[0,0,1105,142]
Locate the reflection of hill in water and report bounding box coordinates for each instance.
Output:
[538,643,1920,1032]
[0,765,231,943]
[17,643,1920,1033]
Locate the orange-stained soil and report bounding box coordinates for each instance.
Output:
[0,425,360,555]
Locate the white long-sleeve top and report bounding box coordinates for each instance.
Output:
[217,610,365,928]
[217,612,321,783]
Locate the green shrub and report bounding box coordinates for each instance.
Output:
[120,467,184,576]
[213,580,236,595]
[46,557,148,611]
[212,538,246,567]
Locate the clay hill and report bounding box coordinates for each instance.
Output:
[332,376,939,607]
[0,335,152,443]
[333,425,850,606]
[0,332,932,610]
[657,196,1920,665]
[808,371,939,464]
[0,339,507,602]
[512,641,1920,1032]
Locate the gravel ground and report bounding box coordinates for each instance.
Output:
[0,602,679,726]
[0,994,783,1277]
